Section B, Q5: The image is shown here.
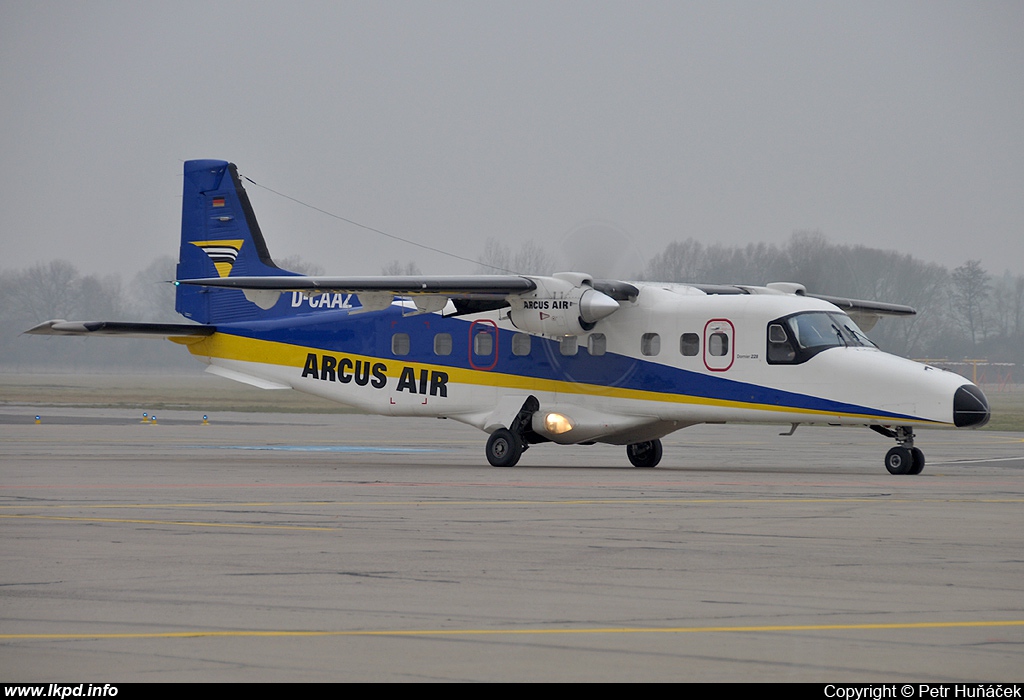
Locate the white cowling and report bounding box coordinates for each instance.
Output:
[507,273,619,336]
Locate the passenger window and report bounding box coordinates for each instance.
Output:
[588,333,606,356]
[433,333,452,356]
[641,333,660,356]
[391,333,410,356]
[560,335,578,356]
[680,333,699,356]
[708,332,729,357]
[512,333,531,356]
[474,331,493,356]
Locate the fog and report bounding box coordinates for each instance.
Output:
[2,1,1022,280]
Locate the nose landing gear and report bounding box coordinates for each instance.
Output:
[875,425,925,475]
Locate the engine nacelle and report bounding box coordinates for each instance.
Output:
[508,273,619,336]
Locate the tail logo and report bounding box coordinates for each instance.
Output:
[191,239,245,278]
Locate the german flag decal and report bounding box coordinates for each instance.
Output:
[191,239,244,278]
[212,196,226,208]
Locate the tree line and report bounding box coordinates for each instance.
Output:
[2,233,1020,371]
[636,232,1022,364]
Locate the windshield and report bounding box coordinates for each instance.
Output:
[767,311,876,364]
[787,312,875,350]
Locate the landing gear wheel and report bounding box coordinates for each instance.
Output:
[908,447,925,475]
[486,428,523,467]
[626,439,663,468]
[885,446,914,475]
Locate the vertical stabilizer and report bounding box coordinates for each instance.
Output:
[175,160,297,323]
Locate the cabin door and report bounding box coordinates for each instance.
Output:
[469,320,498,371]
[703,318,735,372]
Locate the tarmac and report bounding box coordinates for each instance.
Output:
[2,406,1022,681]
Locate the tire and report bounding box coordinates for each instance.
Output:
[885,446,913,475]
[908,447,925,475]
[626,439,663,468]
[486,428,522,467]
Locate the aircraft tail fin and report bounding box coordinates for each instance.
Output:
[176,160,298,324]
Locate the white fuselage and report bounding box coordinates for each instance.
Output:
[185,283,975,446]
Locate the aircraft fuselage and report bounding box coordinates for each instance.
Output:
[184,286,978,449]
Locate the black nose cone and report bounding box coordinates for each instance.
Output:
[954,384,990,428]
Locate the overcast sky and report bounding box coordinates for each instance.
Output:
[2,1,1022,284]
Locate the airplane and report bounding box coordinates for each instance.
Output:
[27,159,991,474]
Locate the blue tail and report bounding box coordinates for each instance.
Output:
[176,159,298,324]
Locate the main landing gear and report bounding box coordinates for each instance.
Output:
[484,396,666,468]
[873,425,925,475]
[486,432,666,468]
[485,397,538,467]
[486,428,524,467]
[626,439,663,468]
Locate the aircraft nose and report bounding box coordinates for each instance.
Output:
[953,384,990,428]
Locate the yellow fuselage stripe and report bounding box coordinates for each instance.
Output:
[184,332,929,424]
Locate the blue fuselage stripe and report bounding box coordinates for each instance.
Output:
[217,307,918,421]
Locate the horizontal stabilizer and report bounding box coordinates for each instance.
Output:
[24,320,215,339]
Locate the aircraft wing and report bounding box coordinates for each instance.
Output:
[178,275,918,327]
[808,295,915,331]
[24,320,215,339]
[177,275,540,314]
[690,284,916,317]
[806,294,915,317]
[690,283,915,331]
[177,275,537,299]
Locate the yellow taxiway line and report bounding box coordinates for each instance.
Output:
[3,620,1024,641]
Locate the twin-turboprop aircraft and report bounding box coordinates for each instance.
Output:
[28,159,991,473]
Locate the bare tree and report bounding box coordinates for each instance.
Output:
[9,260,82,321]
[511,240,553,275]
[381,260,422,276]
[476,238,554,275]
[990,271,1024,340]
[0,259,192,370]
[476,238,511,274]
[951,260,990,349]
[641,239,707,282]
[783,230,833,293]
[275,255,325,276]
[129,255,178,321]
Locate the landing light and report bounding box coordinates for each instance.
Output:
[544,412,575,434]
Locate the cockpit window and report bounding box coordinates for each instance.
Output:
[767,311,875,364]
[789,313,845,350]
[840,320,876,348]
[767,323,796,362]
